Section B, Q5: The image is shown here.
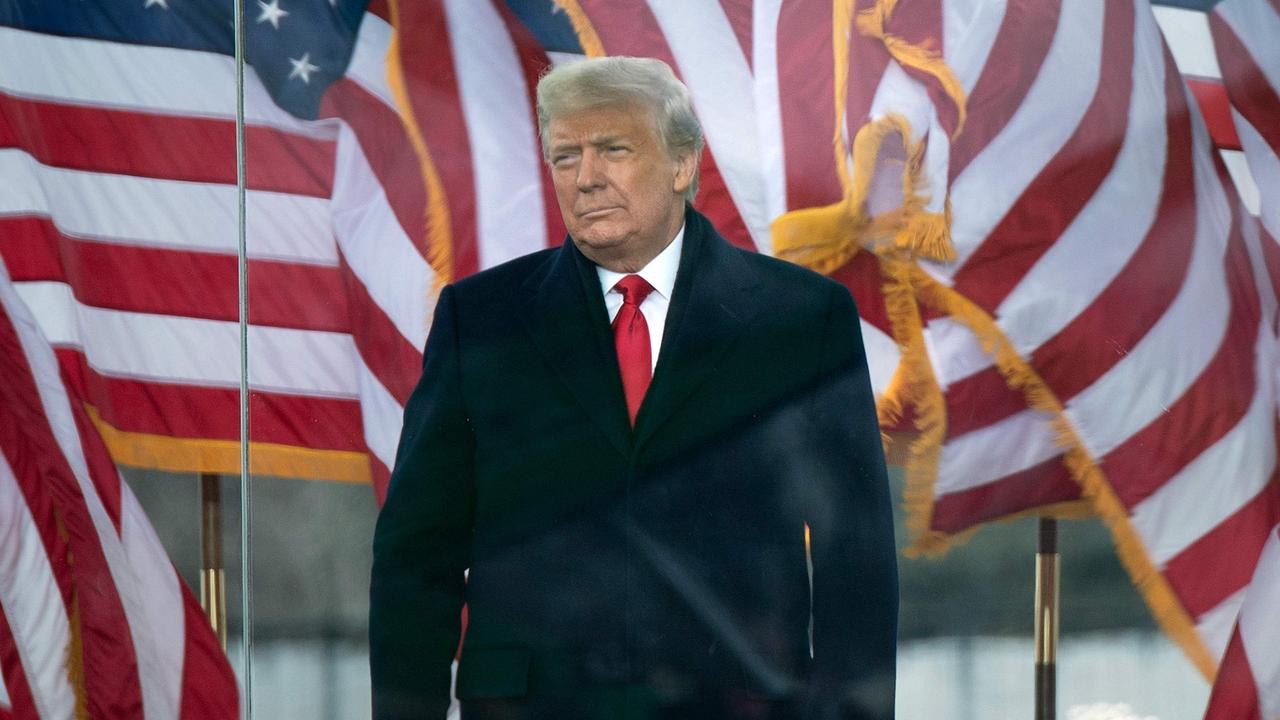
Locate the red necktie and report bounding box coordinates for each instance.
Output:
[612,275,655,426]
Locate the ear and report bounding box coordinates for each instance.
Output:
[671,151,696,196]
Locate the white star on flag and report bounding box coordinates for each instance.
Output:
[143,0,168,9]
[288,52,319,83]
[256,0,289,29]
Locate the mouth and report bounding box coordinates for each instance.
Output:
[580,207,619,220]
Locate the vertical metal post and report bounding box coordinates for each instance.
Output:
[199,473,227,650]
[1034,518,1059,720]
[232,0,254,714]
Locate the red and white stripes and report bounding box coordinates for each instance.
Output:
[1210,0,1280,321]
[1205,524,1280,720]
[0,257,238,718]
[6,3,1280,714]
[563,0,1280,704]
[0,21,376,484]
[1198,0,1280,715]
[0,2,566,500]
[363,0,562,496]
[908,0,1280,680]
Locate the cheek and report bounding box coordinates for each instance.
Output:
[551,178,577,210]
[633,178,669,215]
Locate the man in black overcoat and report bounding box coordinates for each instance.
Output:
[370,56,897,720]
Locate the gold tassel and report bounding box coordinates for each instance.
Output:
[899,202,954,261]
[774,114,955,271]
[387,0,454,290]
[771,199,864,276]
[774,1,959,271]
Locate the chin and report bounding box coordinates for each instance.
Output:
[572,228,629,250]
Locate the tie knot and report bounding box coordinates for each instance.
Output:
[613,275,654,307]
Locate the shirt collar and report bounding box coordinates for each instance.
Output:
[596,224,684,301]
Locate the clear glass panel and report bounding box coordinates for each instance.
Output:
[242,478,376,718]
[0,0,247,717]
[231,4,1247,720]
[7,3,1244,720]
[240,0,380,716]
[128,470,246,696]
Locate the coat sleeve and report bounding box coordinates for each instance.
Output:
[370,285,475,720]
[805,284,898,720]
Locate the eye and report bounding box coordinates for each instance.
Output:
[551,153,578,168]
[606,145,628,155]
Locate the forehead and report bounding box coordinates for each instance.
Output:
[547,103,658,145]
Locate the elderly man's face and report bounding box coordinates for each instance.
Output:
[547,104,695,272]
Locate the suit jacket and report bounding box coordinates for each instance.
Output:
[370,207,897,720]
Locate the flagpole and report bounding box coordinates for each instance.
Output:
[199,473,227,650]
[1034,518,1059,720]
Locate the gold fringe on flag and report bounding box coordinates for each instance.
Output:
[855,0,967,136]
[772,0,1213,683]
[87,405,372,484]
[878,253,952,555]
[772,1,960,538]
[551,0,606,58]
[1058,428,1217,679]
[55,512,90,720]
[832,0,858,193]
[773,0,958,273]
[387,0,455,289]
[773,114,954,275]
[66,591,88,720]
[910,268,1215,678]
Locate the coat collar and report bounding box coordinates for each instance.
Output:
[520,207,761,456]
[632,208,760,451]
[520,231,633,456]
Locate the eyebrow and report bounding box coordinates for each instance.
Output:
[550,133,630,152]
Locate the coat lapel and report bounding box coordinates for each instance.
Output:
[633,210,761,451]
[520,241,632,457]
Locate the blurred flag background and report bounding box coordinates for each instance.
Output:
[0,0,1277,718]
[0,256,239,718]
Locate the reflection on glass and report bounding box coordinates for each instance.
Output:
[3,0,1268,717]
[0,0,246,716]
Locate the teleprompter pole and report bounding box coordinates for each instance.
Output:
[1034,518,1060,720]
[200,473,228,650]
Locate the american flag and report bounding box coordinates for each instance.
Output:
[1200,0,1280,716]
[1205,526,1280,720]
[1,0,451,501]
[1207,0,1280,307]
[553,0,1280,710]
[0,255,238,718]
[3,0,1280,716]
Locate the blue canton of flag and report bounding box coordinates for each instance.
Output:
[0,0,367,118]
[503,0,582,55]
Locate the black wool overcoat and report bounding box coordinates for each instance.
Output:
[370,207,898,720]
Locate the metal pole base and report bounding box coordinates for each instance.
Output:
[1034,518,1059,720]
[200,473,227,650]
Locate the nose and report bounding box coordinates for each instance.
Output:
[575,149,606,192]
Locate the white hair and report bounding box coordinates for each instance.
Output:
[536,56,704,203]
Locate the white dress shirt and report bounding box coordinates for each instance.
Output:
[596,225,684,373]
